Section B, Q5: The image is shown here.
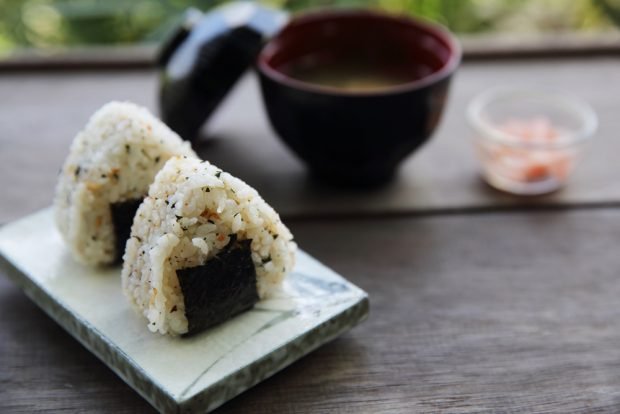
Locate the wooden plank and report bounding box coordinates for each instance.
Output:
[0,33,618,70]
[1,58,619,223]
[203,57,620,218]
[0,45,157,71]
[3,208,620,412]
[460,32,620,60]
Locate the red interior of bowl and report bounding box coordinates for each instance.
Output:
[258,9,461,94]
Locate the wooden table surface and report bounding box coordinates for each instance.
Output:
[2,57,620,223]
[2,56,620,413]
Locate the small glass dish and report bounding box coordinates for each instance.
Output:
[467,88,597,195]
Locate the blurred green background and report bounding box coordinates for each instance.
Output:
[1,0,619,54]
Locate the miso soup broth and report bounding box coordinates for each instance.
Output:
[282,55,433,92]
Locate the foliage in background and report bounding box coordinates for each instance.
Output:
[0,0,618,53]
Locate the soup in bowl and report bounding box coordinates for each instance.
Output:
[258,9,461,186]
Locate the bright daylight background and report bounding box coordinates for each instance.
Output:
[1,0,619,55]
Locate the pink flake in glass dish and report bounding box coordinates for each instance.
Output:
[467,88,597,195]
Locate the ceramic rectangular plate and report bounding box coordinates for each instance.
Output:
[0,208,369,413]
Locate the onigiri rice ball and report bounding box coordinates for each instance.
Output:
[122,156,296,336]
[54,101,196,265]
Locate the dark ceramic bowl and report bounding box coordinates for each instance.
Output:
[257,9,461,186]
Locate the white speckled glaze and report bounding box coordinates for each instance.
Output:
[0,208,369,413]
